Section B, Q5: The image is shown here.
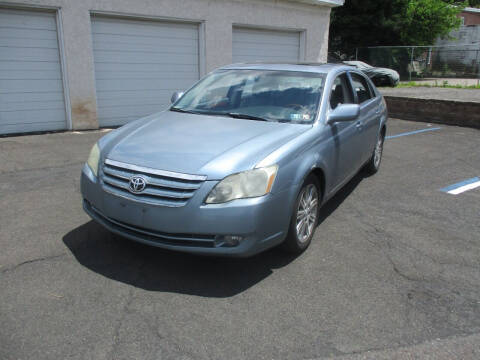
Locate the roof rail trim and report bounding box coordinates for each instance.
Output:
[289,0,344,7]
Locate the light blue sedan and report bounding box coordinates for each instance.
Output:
[81,63,388,257]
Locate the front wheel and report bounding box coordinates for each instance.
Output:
[282,175,321,254]
[364,130,385,174]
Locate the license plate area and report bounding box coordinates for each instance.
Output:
[103,193,146,227]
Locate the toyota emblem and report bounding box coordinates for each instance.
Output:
[128,175,147,193]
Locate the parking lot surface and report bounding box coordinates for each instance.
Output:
[1,119,479,359]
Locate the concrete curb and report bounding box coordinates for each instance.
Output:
[384,96,480,129]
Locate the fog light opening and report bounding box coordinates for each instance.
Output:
[215,235,244,247]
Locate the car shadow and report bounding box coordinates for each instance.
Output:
[317,170,369,228]
[63,171,366,298]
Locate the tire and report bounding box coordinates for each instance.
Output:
[388,76,397,87]
[364,129,385,175]
[282,175,321,254]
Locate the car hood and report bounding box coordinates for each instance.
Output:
[105,111,310,180]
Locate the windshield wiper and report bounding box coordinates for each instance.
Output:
[170,107,200,114]
[170,107,228,117]
[225,112,269,122]
[171,108,270,122]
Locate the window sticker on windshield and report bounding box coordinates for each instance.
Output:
[290,114,311,121]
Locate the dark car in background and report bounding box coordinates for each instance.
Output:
[344,61,400,87]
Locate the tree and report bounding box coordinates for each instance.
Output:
[329,0,463,57]
[399,0,463,45]
[466,0,480,7]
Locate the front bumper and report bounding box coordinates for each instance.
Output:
[80,165,290,257]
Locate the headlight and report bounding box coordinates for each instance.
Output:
[205,165,278,204]
[86,143,100,177]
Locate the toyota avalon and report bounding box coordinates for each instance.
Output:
[81,63,388,257]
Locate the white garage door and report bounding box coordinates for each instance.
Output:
[91,16,200,127]
[233,27,301,63]
[0,8,66,135]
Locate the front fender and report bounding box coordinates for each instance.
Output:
[257,127,332,215]
[273,143,329,218]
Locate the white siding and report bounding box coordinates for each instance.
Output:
[0,8,66,134]
[91,16,200,127]
[233,27,301,63]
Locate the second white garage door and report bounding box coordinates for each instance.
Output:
[233,27,301,63]
[91,16,200,127]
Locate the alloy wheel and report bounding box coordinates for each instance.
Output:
[296,184,319,243]
[374,135,384,169]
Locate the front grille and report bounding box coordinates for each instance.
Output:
[100,159,206,207]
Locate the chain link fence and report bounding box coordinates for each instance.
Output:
[355,45,480,83]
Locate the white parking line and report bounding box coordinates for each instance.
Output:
[386,127,441,140]
[440,177,480,195]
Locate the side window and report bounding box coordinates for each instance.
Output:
[366,78,377,98]
[329,73,354,110]
[350,73,373,104]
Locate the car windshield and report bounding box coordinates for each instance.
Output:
[171,69,325,124]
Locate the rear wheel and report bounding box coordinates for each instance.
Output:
[364,129,385,174]
[387,76,396,87]
[282,175,321,254]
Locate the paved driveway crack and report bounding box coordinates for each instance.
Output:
[108,287,135,359]
[107,260,147,359]
[0,253,67,274]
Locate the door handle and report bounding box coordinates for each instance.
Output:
[355,120,363,128]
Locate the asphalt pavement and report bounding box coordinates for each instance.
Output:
[0,119,479,359]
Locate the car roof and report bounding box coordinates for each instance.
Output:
[219,62,352,74]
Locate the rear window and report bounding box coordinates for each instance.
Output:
[350,73,373,104]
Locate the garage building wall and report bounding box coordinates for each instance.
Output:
[0,0,338,133]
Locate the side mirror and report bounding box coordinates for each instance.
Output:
[170,91,184,104]
[327,104,360,124]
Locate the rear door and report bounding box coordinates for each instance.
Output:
[326,72,362,187]
[348,72,381,163]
